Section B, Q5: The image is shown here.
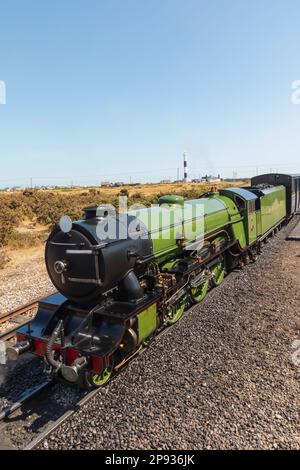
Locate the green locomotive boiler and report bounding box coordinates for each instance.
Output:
[8,177,291,387]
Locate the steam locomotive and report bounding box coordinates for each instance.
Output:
[7,174,300,388]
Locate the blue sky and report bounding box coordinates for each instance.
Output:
[0,0,300,187]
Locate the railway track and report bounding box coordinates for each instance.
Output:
[0,381,53,422]
[0,296,55,445]
[23,320,182,450]
[0,299,39,342]
[0,293,56,341]
[24,386,99,450]
[2,221,297,450]
[0,300,39,344]
[0,298,40,325]
[0,292,173,450]
[5,220,300,450]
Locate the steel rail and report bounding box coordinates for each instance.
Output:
[0,291,57,326]
[0,298,40,325]
[0,327,22,342]
[23,312,192,450]
[0,291,58,344]
[24,387,100,450]
[0,380,54,422]
[17,220,298,449]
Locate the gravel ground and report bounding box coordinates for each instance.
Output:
[0,355,46,409]
[0,381,83,449]
[0,247,54,314]
[0,247,53,417]
[0,247,83,450]
[0,219,299,450]
[36,218,300,450]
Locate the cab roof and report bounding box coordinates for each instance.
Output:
[220,187,258,201]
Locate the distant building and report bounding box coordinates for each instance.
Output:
[100,181,111,187]
[224,178,249,183]
[202,175,221,183]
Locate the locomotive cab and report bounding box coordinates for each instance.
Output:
[220,188,258,246]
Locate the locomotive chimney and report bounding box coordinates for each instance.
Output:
[83,206,99,220]
[83,206,109,221]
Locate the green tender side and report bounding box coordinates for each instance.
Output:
[256,210,262,237]
[137,304,157,342]
[259,186,286,235]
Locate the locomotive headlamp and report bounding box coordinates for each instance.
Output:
[59,215,73,233]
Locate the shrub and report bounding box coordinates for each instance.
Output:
[0,250,10,269]
[0,210,18,248]
[119,188,129,197]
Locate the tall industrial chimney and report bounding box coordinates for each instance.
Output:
[183,152,188,183]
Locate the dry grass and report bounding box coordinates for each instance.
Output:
[0,180,248,268]
[45,180,246,198]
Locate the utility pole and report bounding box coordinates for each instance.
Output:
[30,177,33,189]
[177,168,179,182]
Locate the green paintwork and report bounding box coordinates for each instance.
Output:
[166,294,187,324]
[185,197,228,229]
[256,210,262,237]
[129,205,183,263]
[161,258,180,269]
[247,201,257,245]
[158,195,185,206]
[129,194,245,262]
[137,303,157,342]
[211,262,225,286]
[219,189,257,247]
[214,194,247,249]
[190,279,209,303]
[259,186,286,235]
[91,367,112,386]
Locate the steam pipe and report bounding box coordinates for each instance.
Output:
[45,319,64,370]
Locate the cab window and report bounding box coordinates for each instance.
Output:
[234,196,245,211]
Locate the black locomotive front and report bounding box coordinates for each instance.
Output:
[46,206,153,304]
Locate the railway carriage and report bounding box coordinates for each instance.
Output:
[6,174,298,388]
[251,173,300,218]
